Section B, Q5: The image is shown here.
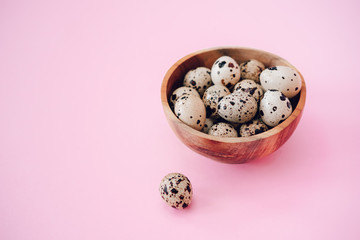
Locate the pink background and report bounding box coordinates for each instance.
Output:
[1,0,360,239]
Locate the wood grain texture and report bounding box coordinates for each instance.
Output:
[161,47,306,164]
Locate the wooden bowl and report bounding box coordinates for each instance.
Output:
[161,47,306,164]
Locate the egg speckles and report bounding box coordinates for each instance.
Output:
[174,94,206,131]
[208,122,238,137]
[211,56,240,89]
[202,85,230,118]
[260,66,302,98]
[239,59,265,83]
[159,173,193,209]
[239,119,268,137]
[183,67,212,96]
[218,91,258,123]
[202,118,216,133]
[169,86,200,109]
[259,90,292,127]
[233,79,263,102]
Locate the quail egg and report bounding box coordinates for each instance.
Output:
[174,94,206,131]
[233,79,264,102]
[259,90,292,127]
[239,59,265,83]
[183,67,212,96]
[260,66,302,98]
[210,56,240,89]
[239,119,269,137]
[202,85,230,118]
[208,122,238,137]
[159,173,193,209]
[217,91,258,123]
[169,86,200,109]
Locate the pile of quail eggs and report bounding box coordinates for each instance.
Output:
[169,56,302,137]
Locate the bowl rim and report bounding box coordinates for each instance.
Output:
[161,46,306,143]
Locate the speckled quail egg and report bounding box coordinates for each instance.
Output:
[239,119,269,137]
[183,67,212,96]
[202,118,216,133]
[260,66,302,98]
[217,91,258,123]
[239,59,265,83]
[259,90,293,127]
[208,122,238,137]
[211,56,241,89]
[233,79,264,102]
[202,85,230,118]
[159,173,193,209]
[169,86,200,109]
[174,94,206,131]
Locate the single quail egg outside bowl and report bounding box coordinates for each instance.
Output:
[160,47,306,164]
